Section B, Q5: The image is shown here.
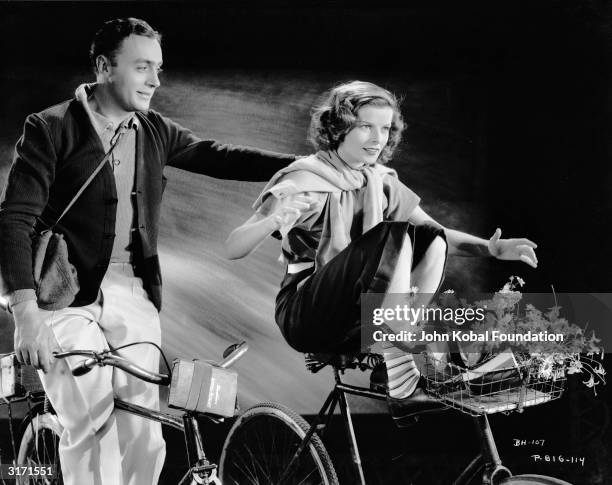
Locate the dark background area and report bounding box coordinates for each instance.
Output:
[0,1,610,484]
[2,0,611,291]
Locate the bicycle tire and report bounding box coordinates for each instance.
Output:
[219,401,339,485]
[17,411,63,484]
[499,475,573,485]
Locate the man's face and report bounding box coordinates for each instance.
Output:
[103,34,163,113]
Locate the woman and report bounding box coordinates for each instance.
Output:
[226,81,537,421]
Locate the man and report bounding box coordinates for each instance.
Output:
[0,18,292,485]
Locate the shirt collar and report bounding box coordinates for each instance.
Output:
[75,83,139,134]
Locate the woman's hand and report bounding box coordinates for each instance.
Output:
[225,194,320,260]
[270,194,318,231]
[488,228,538,268]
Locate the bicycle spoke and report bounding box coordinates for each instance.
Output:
[20,416,62,485]
[221,407,335,485]
[226,421,275,485]
[252,419,274,480]
[295,468,324,485]
[233,444,267,485]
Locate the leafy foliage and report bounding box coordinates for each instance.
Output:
[441,277,606,394]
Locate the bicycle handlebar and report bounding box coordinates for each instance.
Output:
[72,358,98,377]
[54,350,171,385]
[218,341,248,369]
[54,341,249,386]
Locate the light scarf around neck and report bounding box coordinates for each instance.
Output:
[253,150,398,268]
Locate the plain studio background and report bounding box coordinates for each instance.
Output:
[0,1,611,484]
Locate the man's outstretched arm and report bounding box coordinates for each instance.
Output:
[158,113,295,181]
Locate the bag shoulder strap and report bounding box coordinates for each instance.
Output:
[50,127,127,229]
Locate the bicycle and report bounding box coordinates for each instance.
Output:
[1,341,248,485]
[218,351,574,485]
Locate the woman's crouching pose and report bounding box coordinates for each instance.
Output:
[225,81,538,422]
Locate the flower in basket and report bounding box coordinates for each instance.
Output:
[432,277,605,394]
[472,277,606,394]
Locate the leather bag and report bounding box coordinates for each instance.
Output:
[32,230,80,310]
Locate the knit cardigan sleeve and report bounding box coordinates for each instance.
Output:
[0,113,57,294]
[153,111,295,182]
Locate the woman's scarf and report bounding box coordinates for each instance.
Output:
[253,150,398,268]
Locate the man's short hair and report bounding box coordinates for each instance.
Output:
[90,18,162,72]
[309,81,405,164]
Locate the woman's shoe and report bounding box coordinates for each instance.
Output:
[387,386,446,427]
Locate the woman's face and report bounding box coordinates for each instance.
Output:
[337,105,394,168]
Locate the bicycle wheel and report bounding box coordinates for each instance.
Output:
[499,475,573,484]
[17,412,63,484]
[219,402,339,485]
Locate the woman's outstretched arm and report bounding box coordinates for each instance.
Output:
[225,194,316,260]
[408,206,538,268]
[225,212,279,260]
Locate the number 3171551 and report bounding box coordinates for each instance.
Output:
[0,465,56,478]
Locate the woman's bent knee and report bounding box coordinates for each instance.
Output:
[424,236,447,264]
[430,235,447,256]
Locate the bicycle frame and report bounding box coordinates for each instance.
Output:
[114,399,219,484]
[114,393,226,484]
[284,367,512,485]
[9,342,248,485]
[12,392,218,485]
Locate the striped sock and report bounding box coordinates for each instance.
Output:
[384,350,420,399]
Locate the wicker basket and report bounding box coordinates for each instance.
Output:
[421,353,566,416]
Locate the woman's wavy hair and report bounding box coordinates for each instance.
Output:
[308,81,405,164]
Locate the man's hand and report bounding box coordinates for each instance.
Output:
[488,228,538,268]
[12,300,58,373]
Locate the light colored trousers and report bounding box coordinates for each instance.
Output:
[39,263,166,485]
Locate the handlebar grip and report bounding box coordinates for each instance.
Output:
[72,358,97,377]
[219,341,248,369]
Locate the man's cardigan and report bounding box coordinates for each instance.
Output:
[0,97,293,311]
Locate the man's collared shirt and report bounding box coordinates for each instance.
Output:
[76,83,137,264]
